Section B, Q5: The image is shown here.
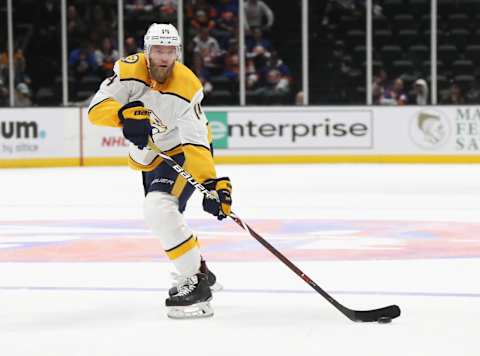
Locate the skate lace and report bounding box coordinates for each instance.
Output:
[170,272,188,288]
[176,276,197,297]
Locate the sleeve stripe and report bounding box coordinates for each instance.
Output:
[88,97,111,114]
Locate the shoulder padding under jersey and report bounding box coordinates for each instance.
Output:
[117,53,151,86]
[117,53,202,103]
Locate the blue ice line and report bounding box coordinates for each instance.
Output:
[0,286,479,298]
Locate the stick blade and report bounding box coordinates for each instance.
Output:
[349,304,401,323]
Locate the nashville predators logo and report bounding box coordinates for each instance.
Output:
[150,110,168,134]
[121,54,139,64]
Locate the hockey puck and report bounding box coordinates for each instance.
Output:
[377,316,392,324]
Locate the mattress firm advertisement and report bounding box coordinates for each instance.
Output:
[0,108,80,167]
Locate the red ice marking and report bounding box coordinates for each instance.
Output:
[1,219,480,262]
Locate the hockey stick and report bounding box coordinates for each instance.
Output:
[147,138,401,323]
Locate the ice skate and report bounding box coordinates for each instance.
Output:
[169,259,222,297]
[165,272,213,319]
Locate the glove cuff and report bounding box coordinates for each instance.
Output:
[118,100,147,124]
[203,177,231,191]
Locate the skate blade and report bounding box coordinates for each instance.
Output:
[210,282,223,293]
[167,302,214,320]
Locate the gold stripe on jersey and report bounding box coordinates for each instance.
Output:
[165,234,199,260]
[183,144,216,182]
[88,98,123,128]
[171,144,216,198]
[207,123,213,144]
[127,145,185,171]
[151,62,202,103]
[117,53,151,86]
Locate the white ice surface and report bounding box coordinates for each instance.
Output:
[1,164,480,356]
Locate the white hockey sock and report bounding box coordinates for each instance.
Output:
[144,191,201,277]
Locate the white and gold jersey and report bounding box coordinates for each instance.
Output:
[88,53,216,182]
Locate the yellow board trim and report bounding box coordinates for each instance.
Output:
[83,157,128,166]
[0,158,80,168]
[3,155,480,169]
[165,235,198,260]
[213,155,480,164]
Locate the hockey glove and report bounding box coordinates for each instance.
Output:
[118,101,152,149]
[202,177,232,220]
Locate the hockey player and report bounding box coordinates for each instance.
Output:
[88,23,232,319]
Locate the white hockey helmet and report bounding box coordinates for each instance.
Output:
[144,23,182,61]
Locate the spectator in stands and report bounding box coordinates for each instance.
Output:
[212,10,238,48]
[442,83,465,104]
[246,58,260,90]
[0,49,7,79]
[246,28,272,69]
[69,41,98,81]
[125,36,141,55]
[186,0,218,20]
[190,9,216,36]
[216,0,238,15]
[0,76,8,106]
[412,78,429,105]
[125,0,155,14]
[154,0,178,23]
[223,39,239,81]
[0,48,32,88]
[260,50,290,83]
[321,0,382,26]
[15,83,32,107]
[252,68,290,104]
[372,68,387,105]
[95,37,120,77]
[247,50,290,103]
[244,0,274,33]
[185,0,217,38]
[266,68,290,93]
[381,77,408,105]
[295,91,304,105]
[192,27,223,81]
[13,49,32,87]
[67,5,87,50]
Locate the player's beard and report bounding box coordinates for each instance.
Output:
[150,63,173,84]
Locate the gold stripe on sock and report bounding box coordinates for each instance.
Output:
[165,235,198,260]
